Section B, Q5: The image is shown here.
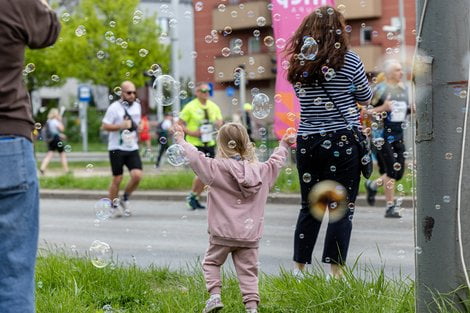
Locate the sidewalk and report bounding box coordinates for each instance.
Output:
[39,188,414,208]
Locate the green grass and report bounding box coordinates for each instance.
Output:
[34,141,108,153]
[36,251,417,313]
[39,164,414,196]
[39,171,195,190]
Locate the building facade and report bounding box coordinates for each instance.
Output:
[193,0,416,119]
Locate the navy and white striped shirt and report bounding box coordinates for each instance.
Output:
[294,51,372,135]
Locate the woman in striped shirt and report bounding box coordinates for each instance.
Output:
[285,6,372,279]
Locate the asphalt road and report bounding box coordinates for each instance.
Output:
[39,198,415,279]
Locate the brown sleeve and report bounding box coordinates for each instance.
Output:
[13,0,61,49]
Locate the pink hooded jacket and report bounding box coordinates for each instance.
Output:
[177,138,289,248]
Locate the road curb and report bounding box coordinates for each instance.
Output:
[39,189,414,208]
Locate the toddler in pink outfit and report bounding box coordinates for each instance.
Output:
[173,122,294,313]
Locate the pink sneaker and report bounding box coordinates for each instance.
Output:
[202,295,224,313]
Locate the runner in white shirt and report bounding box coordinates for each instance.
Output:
[101,80,143,217]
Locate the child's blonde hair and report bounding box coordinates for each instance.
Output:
[216,122,257,162]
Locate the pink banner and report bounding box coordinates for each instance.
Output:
[271,0,335,139]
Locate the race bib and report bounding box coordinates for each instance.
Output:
[390,101,407,122]
[200,124,214,143]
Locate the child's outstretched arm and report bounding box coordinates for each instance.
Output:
[171,124,216,186]
[264,131,296,188]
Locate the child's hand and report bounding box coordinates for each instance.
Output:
[170,124,185,141]
[282,128,297,146]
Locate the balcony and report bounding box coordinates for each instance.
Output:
[212,1,272,31]
[351,45,382,72]
[336,0,382,19]
[213,53,276,83]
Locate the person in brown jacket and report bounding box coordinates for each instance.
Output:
[0,0,60,312]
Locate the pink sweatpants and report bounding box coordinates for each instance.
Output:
[202,243,259,309]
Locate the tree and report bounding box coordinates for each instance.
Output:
[25,0,170,91]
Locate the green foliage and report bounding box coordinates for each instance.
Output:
[62,107,105,143]
[36,251,416,313]
[25,0,170,90]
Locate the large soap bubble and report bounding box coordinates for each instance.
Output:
[300,37,318,61]
[153,74,179,106]
[252,93,271,119]
[308,180,348,223]
[166,144,187,166]
[94,198,113,221]
[89,240,113,268]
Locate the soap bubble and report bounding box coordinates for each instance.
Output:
[263,36,274,47]
[139,49,149,57]
[244,218,255,230]
[194,1,204,11]
[153,75,179,106]
[309,180,348,222]
[256,16,266,27]
[94,198,113,221]
[300,37,318,61]
[166,144,187,166]
[149,64,162,77]
[89,240,113,268]
[75,25,86,37]
[302,173,312,183]
[252,93,271,119]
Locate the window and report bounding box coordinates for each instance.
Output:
[248,37,260,54]
[360,26,373,44]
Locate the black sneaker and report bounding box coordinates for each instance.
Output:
[365,180,377,206]
[186,194,198,210]
[194,198,206,209]
[384,206,401,218]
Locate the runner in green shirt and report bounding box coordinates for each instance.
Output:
[178,82,223,209]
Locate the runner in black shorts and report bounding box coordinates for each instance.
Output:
[364,60,411,218]
[101,80,143,217]
[109,150,143,176]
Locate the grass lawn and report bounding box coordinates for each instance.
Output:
[38,163,414,196]
[34,141,109,153]
[36,251,418,313]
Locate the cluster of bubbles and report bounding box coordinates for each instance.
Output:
[103,30,128,49]
[321,65,336,81]
[133,10,144,24]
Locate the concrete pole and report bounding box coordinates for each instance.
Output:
[414,0,470,311]
[398,0,406,63]
[79,101,88,152]
[239,66,247,126]
[171,0,181,114]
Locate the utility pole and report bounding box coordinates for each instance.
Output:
[415,0,470,312]
[398,0,406,63]
[171,0,180,114]
[239,66,247,126]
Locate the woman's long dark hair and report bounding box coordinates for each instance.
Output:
[285,6,349,85]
